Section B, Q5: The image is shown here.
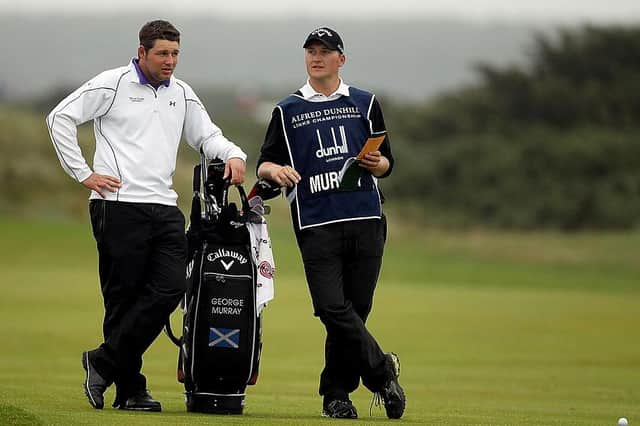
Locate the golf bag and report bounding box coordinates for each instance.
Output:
[165,155,279,414]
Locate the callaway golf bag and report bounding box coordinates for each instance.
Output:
[165,155,279,414]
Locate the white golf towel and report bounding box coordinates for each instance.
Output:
[247,220,275,314]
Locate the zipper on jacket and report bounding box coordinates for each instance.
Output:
[144,85,158,98]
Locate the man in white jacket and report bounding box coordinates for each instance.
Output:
[46,20,247,412]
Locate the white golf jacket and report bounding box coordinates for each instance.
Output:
[46,59,247,206]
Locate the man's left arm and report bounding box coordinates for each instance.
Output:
[182,87,247,185]
[359,97,394,178]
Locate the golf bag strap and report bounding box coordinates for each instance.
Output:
[164,319,182,347]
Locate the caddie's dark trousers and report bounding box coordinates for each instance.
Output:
[88,200,186,398]
[295,216,392,400]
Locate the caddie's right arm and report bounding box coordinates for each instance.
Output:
[256,108,300,188]
[257,162,300,188]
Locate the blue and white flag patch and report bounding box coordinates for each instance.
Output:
[209,327,240,349]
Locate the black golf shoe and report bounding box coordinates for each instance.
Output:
[81,351,110,409]
[374,352,406,419]
[322,399,358,419]
[115,389,162,412]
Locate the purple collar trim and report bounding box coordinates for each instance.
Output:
[132,59,170,88]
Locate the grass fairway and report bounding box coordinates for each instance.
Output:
[0,214,639,425]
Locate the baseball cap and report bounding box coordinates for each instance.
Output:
[303,27,344,53]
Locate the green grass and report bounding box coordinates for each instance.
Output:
[0,214,639,425]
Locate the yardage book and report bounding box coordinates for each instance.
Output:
[337,134,386,191]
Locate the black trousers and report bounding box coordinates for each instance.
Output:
[295,217,391,399]
[88,200,186,397]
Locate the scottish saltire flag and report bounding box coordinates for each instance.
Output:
[209,327,240,349]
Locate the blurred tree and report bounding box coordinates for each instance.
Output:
[382,25,640,229]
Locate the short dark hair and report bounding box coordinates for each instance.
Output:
[139,20,180,50]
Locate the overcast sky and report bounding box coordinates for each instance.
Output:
[2,0,640,22]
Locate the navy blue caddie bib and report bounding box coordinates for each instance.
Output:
[278,87,382,230]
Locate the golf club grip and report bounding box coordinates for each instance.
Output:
[223,179,251,216]
[192,164,201,193]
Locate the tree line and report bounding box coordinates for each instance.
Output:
[382,25,640,229]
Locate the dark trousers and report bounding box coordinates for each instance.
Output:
[88,200,186,397]
[295,217,391,400]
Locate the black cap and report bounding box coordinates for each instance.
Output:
[303,27,344,53]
